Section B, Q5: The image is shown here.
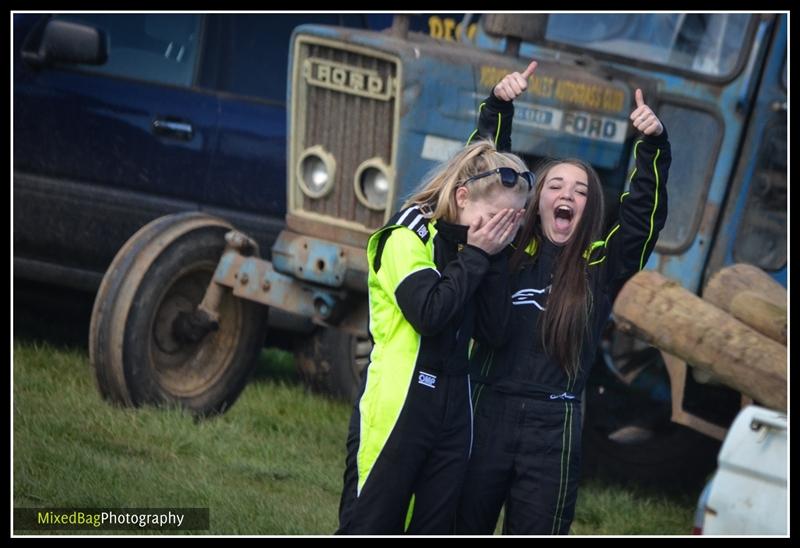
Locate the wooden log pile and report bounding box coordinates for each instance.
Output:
[612,264,787,412]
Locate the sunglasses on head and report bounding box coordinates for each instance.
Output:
[458,167,536,192]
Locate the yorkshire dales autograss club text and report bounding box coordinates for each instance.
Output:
[14,508,209,531]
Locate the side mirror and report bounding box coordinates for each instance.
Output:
[22,19,108,67]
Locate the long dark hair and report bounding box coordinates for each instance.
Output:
[510,158,605,377]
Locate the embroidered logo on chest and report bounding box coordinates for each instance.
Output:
[511,287,550,311]
[418,371,437,389]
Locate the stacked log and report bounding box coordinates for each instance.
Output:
[612,265,787,412]
[703,264,787,345]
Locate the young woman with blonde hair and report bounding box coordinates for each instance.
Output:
[337,140,531,534]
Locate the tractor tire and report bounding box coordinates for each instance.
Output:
[294,327,371,402]
[89,212,268,415]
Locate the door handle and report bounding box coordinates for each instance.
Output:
[152,118,194,140]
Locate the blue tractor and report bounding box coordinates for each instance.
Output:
[85,14,786,487]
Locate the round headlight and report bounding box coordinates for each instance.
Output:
[297,146,336,199]
[301,155,329,193]
[360,168,390,209]
[354,158,393,211]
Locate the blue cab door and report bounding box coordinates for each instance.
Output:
[14,13,218,276]
[15,13,217,199]
[705,14,787,287]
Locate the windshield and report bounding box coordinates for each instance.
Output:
[545,14,752,78]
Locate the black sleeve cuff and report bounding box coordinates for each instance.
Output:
[486,92,515,115]
[463,243,491,262]
[642,125,669,145]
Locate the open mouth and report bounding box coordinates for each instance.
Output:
[554,205,574,231]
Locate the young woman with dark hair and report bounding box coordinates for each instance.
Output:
[456,61,672,535]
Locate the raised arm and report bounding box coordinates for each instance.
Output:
[467,60,537,152]
[589,89,671,298]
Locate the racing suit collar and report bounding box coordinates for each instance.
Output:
[434,219,469,245]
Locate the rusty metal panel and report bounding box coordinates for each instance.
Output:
[271,229,367,291]
[214,250,347,321]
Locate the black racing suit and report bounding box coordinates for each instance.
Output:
[337,207,512,534]
[456,93,671,534]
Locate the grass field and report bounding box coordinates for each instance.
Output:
[12,335,697,536]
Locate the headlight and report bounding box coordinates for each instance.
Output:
[297,146,336,198]
[302,156,328,192]
[361,168,389,207]
[354,158,393,210]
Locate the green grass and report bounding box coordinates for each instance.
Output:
[13,339,696,535]
[571,479,695,535]
[489,478,695,535]
[13,341,352,534]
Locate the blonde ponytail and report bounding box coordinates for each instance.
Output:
[403,140,530,222]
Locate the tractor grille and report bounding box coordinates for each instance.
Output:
[290,36,399,233]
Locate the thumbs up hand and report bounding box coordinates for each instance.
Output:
[629,88,664,136]
[493,60,538,102]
